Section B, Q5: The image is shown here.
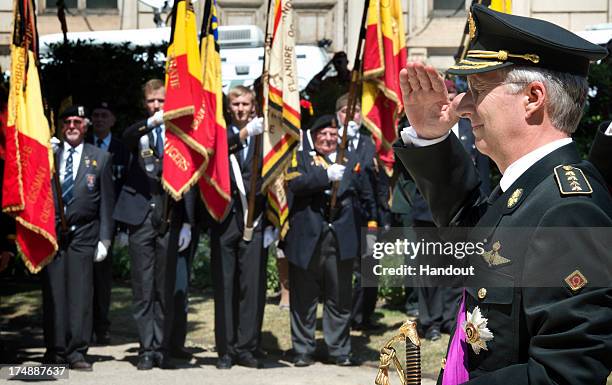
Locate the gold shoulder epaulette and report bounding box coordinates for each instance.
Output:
[553,165,593,195]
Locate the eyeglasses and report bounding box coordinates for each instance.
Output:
[467,79,531,102]
[63,118,85,126]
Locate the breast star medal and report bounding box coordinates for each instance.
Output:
[461,306,493,354]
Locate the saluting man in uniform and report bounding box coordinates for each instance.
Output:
[284,114,377,367]
[395,5,612,384]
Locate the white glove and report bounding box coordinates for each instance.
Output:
[245,117,264,137]
[178,223,192,252]
[605,121,612,136]
[346,120,360,137]
[116,231,129,248]
[327,163,346,182]
[50,137,61,153]
[147,109,164,128]
[263,226,279,248]
[94,241,108,263]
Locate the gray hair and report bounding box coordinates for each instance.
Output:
[501,67,588,134]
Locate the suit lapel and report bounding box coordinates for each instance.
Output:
[74,144,89,187]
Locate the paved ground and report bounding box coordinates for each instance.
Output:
[4,342,436,385]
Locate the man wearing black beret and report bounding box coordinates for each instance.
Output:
[395,4,611,385]
[284,114,377,367]
[43,104,114,371]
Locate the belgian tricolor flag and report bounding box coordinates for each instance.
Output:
[2,0,58,273]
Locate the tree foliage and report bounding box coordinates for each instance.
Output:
[39,40,167,132]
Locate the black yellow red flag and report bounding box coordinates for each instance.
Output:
[362,0,407,175]
[162,0,210,200]
[198,0,231,221]
[2,0,58,273]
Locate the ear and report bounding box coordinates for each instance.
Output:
[524,81,546,119]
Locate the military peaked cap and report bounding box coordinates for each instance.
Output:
[448,4,608,76]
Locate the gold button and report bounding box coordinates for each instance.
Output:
[478,288,487,299]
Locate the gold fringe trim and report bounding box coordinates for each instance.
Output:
[165,119,213,157]
[162,158,209,201]
[163,106,195,121]
[14,216,59,274]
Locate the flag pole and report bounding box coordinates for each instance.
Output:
[243,0,273,242]
[328,0,370,221]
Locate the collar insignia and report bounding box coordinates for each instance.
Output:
[507,188,523,208]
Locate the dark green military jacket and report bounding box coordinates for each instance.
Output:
[395,134,612,385]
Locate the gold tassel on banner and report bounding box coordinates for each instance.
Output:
[375,320,421,385]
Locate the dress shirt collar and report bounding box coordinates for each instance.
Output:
[93,133,111,149]
[63,141,84,156]
[500,137,572,192]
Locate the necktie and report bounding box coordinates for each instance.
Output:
[442,290,469,385]
[155,126,164,157]
[96,138,104,148]
[62,148,76,205]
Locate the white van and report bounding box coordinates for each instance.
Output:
[39,25,329,93]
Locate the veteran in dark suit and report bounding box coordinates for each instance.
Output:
[43,105,114,371]
[211,86,266,370]
[284,114,377,367]
[333,93,388,331]
[113,79,195,370]
[395,5,612,384]
[85,101,130,345]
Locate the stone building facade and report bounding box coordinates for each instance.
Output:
[0,0,610,69]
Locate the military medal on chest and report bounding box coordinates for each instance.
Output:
[462,306,494,354]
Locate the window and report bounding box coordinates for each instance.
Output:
[46,0,77,7]
[86,0,118,9]
[45,0,117,9]
[433,0,465,11]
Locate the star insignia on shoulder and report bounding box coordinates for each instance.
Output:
[554,165,593,195]
[481,241,510,267]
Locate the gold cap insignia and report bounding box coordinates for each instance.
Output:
[564,270,588,292]
[507,188,523,208]
[481,241,510,267]
[468,11,476,41]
